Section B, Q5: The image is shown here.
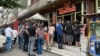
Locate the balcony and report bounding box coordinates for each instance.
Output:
[18,0,69,19]
[18,0,57,19]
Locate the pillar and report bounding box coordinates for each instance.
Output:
[86,0,95,36]
[52,11,56,24]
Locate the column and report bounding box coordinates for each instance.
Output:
[81,1,84,24]
[86,0,95,36]
[52,11,56,24]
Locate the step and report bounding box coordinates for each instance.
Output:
[43,45,81,56]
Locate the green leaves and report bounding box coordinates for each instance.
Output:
[0,0,24,8]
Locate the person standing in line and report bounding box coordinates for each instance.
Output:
[62,21,67,44]
[48,23,55,46]
[33,23,38,51]
[73,21,81,47]
[5,24,13,52]
[23,22,29,52]
[65,21,74,46]
[1,26,5,36]
[44,30,50,51]
[27,23,36,56]
[18,24,24,49]
[56,19,63,49]
[12,27,18,47]
[18,20,25,49]
[36,25,44,54]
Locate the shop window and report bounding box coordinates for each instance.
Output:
[84,2,86,11]
[98,0,100,7]
[75,3,81,12]
[76,13,81,22]
[64,15,71,22]
[84,18,86,24]
[84,12,86,24]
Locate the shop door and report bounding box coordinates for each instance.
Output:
[64,15,72,23]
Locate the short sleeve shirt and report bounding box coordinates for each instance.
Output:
[56,23,63,35]
[5,27,13,37]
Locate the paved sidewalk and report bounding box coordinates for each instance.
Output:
[43,44,81,56]
[0,46,61,56]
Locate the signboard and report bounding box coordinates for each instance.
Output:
[58,2,76,14]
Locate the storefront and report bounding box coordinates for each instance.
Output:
[82,0,100,55]
[56,1,86,24]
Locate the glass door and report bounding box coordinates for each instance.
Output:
[64,14,72,23]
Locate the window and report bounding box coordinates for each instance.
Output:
[97,0,100,13]
[75,3,81,12]
[76,13,81,22]
[98,0,100,7]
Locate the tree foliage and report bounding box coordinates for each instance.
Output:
[0,0,24,8]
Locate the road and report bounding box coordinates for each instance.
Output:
[0,46,61,56]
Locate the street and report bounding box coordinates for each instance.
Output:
[0,46,61,56]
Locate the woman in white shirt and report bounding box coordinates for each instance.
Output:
[12,27,18,46]
[48,23,55,46]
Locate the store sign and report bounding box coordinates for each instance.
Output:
[58,2,76,14]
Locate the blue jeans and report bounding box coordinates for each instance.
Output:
[57,34,63,48]
[37,37,43,54]
[5,36,12,50]
[18,35,24,49]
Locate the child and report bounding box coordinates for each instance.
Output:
[44,31,50,51]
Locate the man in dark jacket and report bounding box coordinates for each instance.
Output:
[27,23,36,56]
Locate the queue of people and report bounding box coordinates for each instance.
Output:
[0,19,81,56]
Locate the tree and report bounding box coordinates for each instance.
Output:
[0,0,24,8]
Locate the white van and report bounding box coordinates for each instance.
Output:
[0,35,6,48]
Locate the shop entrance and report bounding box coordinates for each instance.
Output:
[64,15,72,23]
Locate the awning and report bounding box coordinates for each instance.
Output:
[26,13,49,21]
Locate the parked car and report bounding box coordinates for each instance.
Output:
[0,35,6,48]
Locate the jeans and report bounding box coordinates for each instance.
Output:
[18,35,24,49]
[57,34,63,48]
[28,37,35,55]
[13,38,17,45]
[5,36,12,50]
[23,39,29,51]
[37,37,43,54]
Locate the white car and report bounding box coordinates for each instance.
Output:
[0,35,6,48]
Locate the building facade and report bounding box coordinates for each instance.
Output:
[2,0,99,35]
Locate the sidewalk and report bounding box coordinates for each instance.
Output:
[43,44,81,56]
